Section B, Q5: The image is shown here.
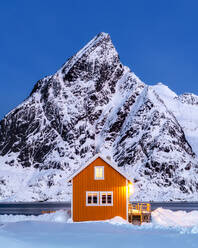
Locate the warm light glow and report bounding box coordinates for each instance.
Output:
[96,168,103,178]
[95,166,104,179]
[128,182,134,196]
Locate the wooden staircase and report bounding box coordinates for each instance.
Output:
[128,203,151,225]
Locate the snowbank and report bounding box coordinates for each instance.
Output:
[0,210,69,223]
[1,208,198,231]
[106,216,129,225]
[106,208,198,231]
[152,208,198,227]
[1,208,198,229]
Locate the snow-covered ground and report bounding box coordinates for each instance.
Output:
[0,209,198,247]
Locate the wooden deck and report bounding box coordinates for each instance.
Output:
[128,203,151,225]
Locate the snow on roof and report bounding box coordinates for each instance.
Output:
[67,153,133,182]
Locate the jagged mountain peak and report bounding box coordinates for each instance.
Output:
[1,34,198,202]
[30,32,121,97]
[57,32,119,79]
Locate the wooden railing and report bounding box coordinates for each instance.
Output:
[128,203,151,225]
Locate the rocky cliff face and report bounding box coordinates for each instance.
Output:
[0,32,198,201]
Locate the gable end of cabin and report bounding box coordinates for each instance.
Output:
[72,156,130,222]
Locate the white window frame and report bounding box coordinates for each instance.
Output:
[86,191,99,206]
[94,166,104,180]
[100,191,113,206]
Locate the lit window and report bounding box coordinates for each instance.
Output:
[86,192,99,206]
[100,192,113,206]
[94,166,104,180]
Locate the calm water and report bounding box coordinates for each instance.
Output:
[0,201,198,215]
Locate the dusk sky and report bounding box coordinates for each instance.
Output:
[0,0,198,119]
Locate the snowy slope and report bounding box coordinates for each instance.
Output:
[0,32,198,201]
[153,83,198,156]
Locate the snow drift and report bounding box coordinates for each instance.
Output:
[152,208,198,227]
[1,208,198,229]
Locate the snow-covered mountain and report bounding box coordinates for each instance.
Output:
[0,32,198,202]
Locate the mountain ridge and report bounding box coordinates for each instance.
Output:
[0,33,198,202]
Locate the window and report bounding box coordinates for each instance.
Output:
[100,192,113,206]
[94,166,104,180]
[86,191,113,206]
[86,192,99,206]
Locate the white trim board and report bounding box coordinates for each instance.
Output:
[126,179,128,221]
[67,153,133,182]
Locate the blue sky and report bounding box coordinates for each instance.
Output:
[0,0,198,119]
